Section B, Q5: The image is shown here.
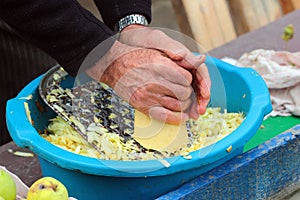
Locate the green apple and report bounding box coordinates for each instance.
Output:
[0,169,17,200]
[27,177,68,200]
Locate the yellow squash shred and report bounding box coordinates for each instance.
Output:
[41,108,244,161]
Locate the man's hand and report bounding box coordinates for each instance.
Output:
[86,41,196,124]
[119,25,211,118]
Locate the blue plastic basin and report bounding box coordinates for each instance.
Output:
[6,57,272,199]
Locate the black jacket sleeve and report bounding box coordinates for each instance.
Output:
[0,0,115,75]
[93,0,152,30]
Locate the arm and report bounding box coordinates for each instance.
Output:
[0,0,194,124]
[0,0,115,75]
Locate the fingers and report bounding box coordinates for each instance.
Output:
[195,63,211,114]
[128,83,194,113]
[196,63,211,99]
[110,52,195,104]
[154,54,193,86]
[150,36,206,71]
[175,54,206,70]
[189,100,200,119]
[198,97,210,115]
[128,85,193,125]
[147,83,193,101]
[161,46,206,71]
[160,96,192,112]
[105,48,193,88]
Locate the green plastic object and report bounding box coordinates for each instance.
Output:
[244,116,300,152]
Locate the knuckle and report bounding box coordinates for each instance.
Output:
[174,48,187,57]
[130,89,146,104]
[151,29,166,37]
[185,72,193,84]
[177,86,192,100]
[182,99,192,110]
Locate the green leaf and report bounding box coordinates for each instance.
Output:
[282,24,295,41]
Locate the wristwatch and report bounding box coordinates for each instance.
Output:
[115,14,149,32]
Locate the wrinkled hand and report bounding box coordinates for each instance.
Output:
[120,25,211,117]
[86,41,196,124]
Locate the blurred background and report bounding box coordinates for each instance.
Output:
[79,0,300,51]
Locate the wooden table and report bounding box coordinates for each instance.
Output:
[0,141,41,186]
[1,10,300,188]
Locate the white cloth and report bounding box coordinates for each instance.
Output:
[222,49,300,117]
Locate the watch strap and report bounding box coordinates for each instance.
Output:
[115,14,148,32]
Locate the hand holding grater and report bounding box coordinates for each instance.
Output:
[39,66,191,155]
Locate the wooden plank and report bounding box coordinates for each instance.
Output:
[212,0,237,43]
[280,0,300,12]
[171,0,194,38]
[263,0,283,22]
[172,0,213,50]
[228,0,250,35]
[291,0,300,9]
[171,0,208,53]
[197,0,225,49]
[280,0,296,14]
[183,0,215,50]
[172,0,236,51]
[236,0,257,31]
[234,0,270,30]
[229,0,283,35]
[252,0,270,27]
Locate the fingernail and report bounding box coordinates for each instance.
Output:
[197,105,206,115]
[197,54,206,61]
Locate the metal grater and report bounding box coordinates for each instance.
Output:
[39,66,158,153]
